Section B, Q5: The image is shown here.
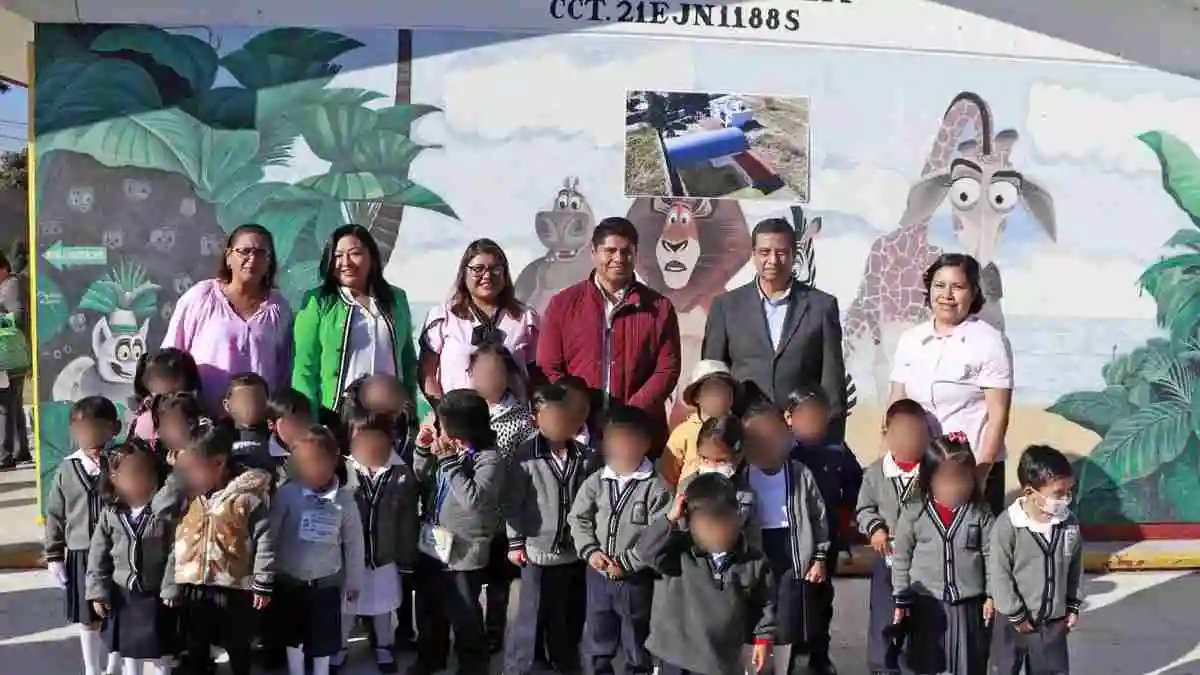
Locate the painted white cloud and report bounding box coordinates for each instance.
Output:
[809,165,912,231]
[328,63,397,110]
[437,40,697,146]
[1003,247,1155,319]
[1026,83,1200,173]
[262,135,330,185]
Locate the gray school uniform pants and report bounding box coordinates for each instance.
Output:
[504,561,585,675]
[582,567,653,675]
[990,617,1070,675]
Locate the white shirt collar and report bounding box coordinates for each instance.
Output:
[127,504,148,520]
[601,458,653,481]
[757,279,792,304]
[269,436,290,458]
[489,393,518,417]
[302,483,340,501]
[348,453,404,475]
[575,426,591,446]
[68,449,103,476]
[882,452,921,479]
[340,287,381,315]
[1007,497,1063,534]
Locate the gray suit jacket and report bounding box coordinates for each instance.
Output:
[701,280,847,430]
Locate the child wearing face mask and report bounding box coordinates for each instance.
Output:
[676,415,762,549]
[662,360,738,488]
[988,445,1081,675]
[741,398,830,675]
[855,398,930,675]
[891,433,994,675]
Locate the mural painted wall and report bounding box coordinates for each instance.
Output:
[32,23,1200,529]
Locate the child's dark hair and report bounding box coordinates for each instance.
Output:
[99,437,167,505]
[784,384,830,413]
[531,383,572,412]
[557,375,591,403]
[683,472,739,518]
[918,432,980,500]
[697,414,743,452]
[885,398,929,425]
[437,389,497,449]
[1017,444,1073,490]
[603,404,652,440]
[268,387,311,422]
[71,395,120,425]
[133,348,202,400]
[739,396,783,425]
[152,391,208,432]
[347,411,398,440]
[185,418,236,459]
[294,424,342,458]
[468,342,526,396]
[226,372,268,398]
[339,375,409,428]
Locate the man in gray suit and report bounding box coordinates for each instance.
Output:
[701,217,848,441]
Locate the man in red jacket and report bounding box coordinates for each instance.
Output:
[536,217,681,452]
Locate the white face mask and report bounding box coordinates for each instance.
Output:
[698,463,736,478]
[1038,495,1071,519]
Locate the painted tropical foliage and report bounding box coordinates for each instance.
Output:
[33,25,454,508]
[1048,131,1200,524]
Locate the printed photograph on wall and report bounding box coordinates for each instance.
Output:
[32,24,456,509]
[623,89,811,202]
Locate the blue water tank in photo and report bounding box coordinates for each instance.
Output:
[663,127,749,167]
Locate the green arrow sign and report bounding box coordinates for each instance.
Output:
[42,241,108,271]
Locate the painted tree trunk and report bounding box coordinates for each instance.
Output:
[372,29,414,264]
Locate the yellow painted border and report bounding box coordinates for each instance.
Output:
[26,39,42,525]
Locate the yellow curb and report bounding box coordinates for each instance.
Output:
[835,545,1200,577]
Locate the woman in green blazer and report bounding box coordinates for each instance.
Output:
[291,224,418,414]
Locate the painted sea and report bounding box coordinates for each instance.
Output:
[406,302,1162,406]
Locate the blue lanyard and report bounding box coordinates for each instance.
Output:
[432,448,474,523]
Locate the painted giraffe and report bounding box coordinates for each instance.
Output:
[842,92,1056,401]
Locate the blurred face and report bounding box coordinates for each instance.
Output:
[1026,476,1075,518]
[271,412,310,447]
[70,416,117,451]
[884,413,930,461]
[591,234,635,288]
[465,252,507,302]
[362,377,408,416]
[333,234,373,292]
[695,379,734,418]
[786,402,830,445]
[930,459,975,508]
[112,452,157,506]
[753,232,794,286]
[224,384,267,427]
[929,265,973,326]
[536,403,576,444]
[226,231,272,287]
[565,389,590,429]
[155,408,192,451]
[291,438,338,491]
[177,450,226,495]
[470,352,509,402]
[696,439,737,477]
[351,426,393,468]
[145,373,186,398]
[690,510,740,553]
[603,426,648,473]
[743,412,790,470]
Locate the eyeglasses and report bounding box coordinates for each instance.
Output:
[231,247,270,259]
[467,264,505,278]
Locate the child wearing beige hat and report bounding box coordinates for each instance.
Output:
[660,360,739,488]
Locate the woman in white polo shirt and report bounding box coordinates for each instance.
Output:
[888,253,1013,514]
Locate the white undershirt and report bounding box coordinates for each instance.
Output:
[341,288,395,387]
[749,465,790,529]
[602,459,653,492]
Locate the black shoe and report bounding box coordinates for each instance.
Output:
[808,654,838,675]
[486,637,504,655]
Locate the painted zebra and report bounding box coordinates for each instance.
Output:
[788,205,859,416]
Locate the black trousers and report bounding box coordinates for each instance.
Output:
[504,561,585,675]
[582,568,653,675]
[990,617,1070,675]
[0,374,27,464]
[985,460,1007,516]
[867,555,903,673]
[413,554,489,675]
[486,535,517,648]
[178,585,256,675]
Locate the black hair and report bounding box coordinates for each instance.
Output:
[683,472,739,518]
[317,224,396,320]
[739,396,784,425]
[218,224,278,289]
[922,253,986,316]
[885,398,929,425]
[917,433,981,502]
[347,411,398,439]
[750,217,798,250]
[697,414,743,452]
[784,384,830,413]
[531,383,572,412]
[133,348,202,401]
[185,419,236,460]
[1017,444,1073,490]
[437,389,497,449]
[339,375,411,435]
[591,216,639,249]
[0,250,10,273]
[293,424,342,458]
[98,437,166,506]
[267,387,311,422]
[603,404,652,440]
[448,238,525,321]
[556,375,589,397]
[71,395,120,425]
[151,391,208,433]
[468,341,526,398]
[226,372,269,398]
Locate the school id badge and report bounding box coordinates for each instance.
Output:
[299,507,341,544]
[419,523,456,563]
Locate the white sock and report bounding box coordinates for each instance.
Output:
[372,613,396,648]
[342,612,356,644]
[773,644,792,675]
[285,646,306,675]
[312,655,330,675]
[78,626,104,675]
[106,651,121,675]
[121,657,144,675]
[150,659,170,675]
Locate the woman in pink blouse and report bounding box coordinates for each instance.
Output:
[161,224,293,413]
[419,238,539,406]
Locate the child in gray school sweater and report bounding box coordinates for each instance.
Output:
[988,445,1083,675]
[891,433,994,675]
